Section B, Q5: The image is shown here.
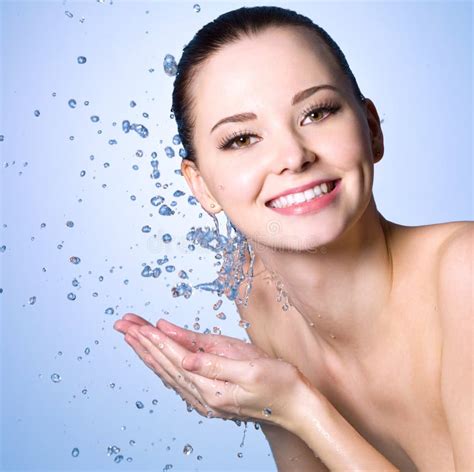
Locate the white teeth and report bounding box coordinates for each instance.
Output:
[268,180,336,209]
[294,193,306,203]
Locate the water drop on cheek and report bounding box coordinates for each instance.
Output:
[218,184,224,190]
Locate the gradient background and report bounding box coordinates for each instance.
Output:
[0,1,472,471]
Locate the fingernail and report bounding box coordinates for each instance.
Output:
[182,355,198,371]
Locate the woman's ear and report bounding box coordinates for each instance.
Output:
[180,159,222,213]
[364,98,384,163]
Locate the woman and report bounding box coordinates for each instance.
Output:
[114,6,472,471]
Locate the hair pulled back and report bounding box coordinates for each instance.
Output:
[172,5,365,164]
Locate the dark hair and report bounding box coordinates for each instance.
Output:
[172,5,365,164]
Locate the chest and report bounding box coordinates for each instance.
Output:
[270,290,454,470]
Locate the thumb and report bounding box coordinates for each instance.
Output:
[182,352,252,383]
[182,354,200,371]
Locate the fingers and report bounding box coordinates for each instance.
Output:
[114,313,152,334]
[156,319,246,357]
[182,351,257,384]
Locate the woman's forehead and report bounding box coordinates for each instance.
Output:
[190,28,344,129]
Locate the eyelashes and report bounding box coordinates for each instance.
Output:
[217,100,341,151]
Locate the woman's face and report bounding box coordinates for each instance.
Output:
[182,26,383,251]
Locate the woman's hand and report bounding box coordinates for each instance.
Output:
[113,313,306,426]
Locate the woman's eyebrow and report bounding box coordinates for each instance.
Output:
[210,84,340,134]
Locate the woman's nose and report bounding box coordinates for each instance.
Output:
[270,130,316,174]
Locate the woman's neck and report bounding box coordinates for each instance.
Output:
[252,197,396,359]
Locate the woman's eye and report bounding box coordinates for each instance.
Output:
[301,106,336,126]
[218,133,259,150]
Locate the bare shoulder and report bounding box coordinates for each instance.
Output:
[387,220,473,266]
[435,221,473,319]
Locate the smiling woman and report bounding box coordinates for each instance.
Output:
[114,5,473,471]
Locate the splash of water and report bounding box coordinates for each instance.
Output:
[187,214,255,306]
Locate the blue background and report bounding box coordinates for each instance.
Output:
[0,1,472,471]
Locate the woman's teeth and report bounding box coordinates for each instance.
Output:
[268,180,336,209]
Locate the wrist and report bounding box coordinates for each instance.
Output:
[278,370,328,435]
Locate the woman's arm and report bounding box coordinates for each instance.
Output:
[260,423,329,471]
[282,378,399,471]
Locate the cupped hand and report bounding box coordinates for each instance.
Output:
[113,313,305,426]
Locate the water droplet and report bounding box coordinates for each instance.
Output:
[237,452,243,458]
[193,4,201,13]
[151,196,164,207]
[71,447,80,457]
[28,296,37,305]
[165,265,175,273]
[105,307,114,315]
[187,196,197,205]
[77,56,87,64]
[68,99,77,108]
[164,146,175,158]
[152,399,158,405]
[216,312,226,320]
[114,455,124,463]
[163,54,177,77]
[67,292,76,301]
[34,109,40,117]
[109,383,115,388]
[129,439,136,446]
[65,10,73,18]
[66,220,74,228]
[51,373,61,383]
[84,347,90,355]
[90,115,99,122]
[179,148,188,158]
[159,205,174,216]
[183,444,193,455]
[82,388,87,394]
[108,139,117,145]
[213,299,223,310]
[239,320,250,329]
[262,407,272,417]
[178,270,188,279]
[69,256,81,264]
[135,400,144,409]
[162,233,172,243]
[141,225,151,233]
[171,283,193,298]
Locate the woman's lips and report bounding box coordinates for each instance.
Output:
[267,179,342,216]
